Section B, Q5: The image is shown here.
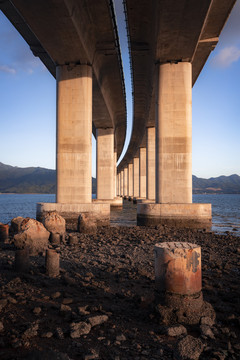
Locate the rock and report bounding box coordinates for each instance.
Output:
[88,315,108,327]
[200,316,215,327]
[13,218,50,256]
[22,322,39,339]
[162,325,187,337]
[174,335,203,360]
[10,217,24,234]
[68,234,79,245]
[78,213,97,234]
[60,304,72,313]
[200,325,215,339]
[78,306,90,315]
[41,332,53,338]
[0,321,4,331]
[51,291,61,299]
[55,327,65,339]
[0,299,8,312]
[116,334,126,342]
[41,211,66,235]
[33,307,41,315]
[70,321,91,338]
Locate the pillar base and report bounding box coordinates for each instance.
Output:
[137,199,155,204]
[137,203,212,229]
[93,197,123,208]
[37,203,110,231]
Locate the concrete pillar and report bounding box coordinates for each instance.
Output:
[137,62,211,229]
[120,170,124,196]
[123,167,128,196]
[114,150,117,198]
[96,128,114,200]
[146,127,155,201]
[128,163,133,197]
[56,64,92,204]
[156,62,192,204]
[133,157,139,198]
[139,147,146,198]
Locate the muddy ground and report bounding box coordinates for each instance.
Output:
[0,221,239,359]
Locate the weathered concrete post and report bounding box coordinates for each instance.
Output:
[154,242,215,324]
[137,62,211,228]
[46,249,60,277]
[0,224,9,242]
[139,147,146,199]
[146,126,155,201]
[114,150,117,198]
[128,163,133,199]
[120,170,124,196]
[96,128,114,200]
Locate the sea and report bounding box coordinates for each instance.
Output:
[0,193,239,236]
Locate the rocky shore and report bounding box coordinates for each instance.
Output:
[0,222,239,359]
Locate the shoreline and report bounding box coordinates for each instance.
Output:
[0,225,239,359]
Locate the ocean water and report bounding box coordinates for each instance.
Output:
[0,193,239,236]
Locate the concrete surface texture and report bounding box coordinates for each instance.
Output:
[128,163,133,197]
[56,64,92,204]
[139,148,146,199]
[146,127,155,201]
[96,128,114,200]
[133,157,140,198]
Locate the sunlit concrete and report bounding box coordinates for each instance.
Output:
[128,163,133,197]
[133,156,139,198]
[139,147,146,199]
[146,126,155,201]
[96,128,114,200]
[123,167,128,197]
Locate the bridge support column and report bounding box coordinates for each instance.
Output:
[123,167,128,198]
[137,62,211,229]
[133,156,139,203]
[37,64,109,230]
[146,126,155,201]
[128,163,133,199]
[139,147,146,199]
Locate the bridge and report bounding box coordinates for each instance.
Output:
[0,0,236,230]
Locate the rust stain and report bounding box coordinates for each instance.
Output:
[186,250,200,273]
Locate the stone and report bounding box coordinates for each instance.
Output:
[200,316,215,327]
[70,321,91,338]
[10,217,24,234]
[0,321,4,331]
[88,315,108,327]
[116,334,126,342]
[41,211,66,235]
[45,249,60,277]
[33,307,41,315]
[174,335,203,360]
[15,248,30,273]
[13,218,50,256]
[22,322,39,339]
[162,325,187,337]
[78,213,97,234]
[200,325,215,339]
[24,349,71,360]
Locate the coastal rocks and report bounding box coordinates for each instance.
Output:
[174,335,203,360]
[41,211,66,235]
[13,218,50,255]
[10,216,24,234]
[70,321,91,338]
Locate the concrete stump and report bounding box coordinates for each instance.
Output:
[0,224,9,242]
[155,242,201,295]
[45,249,60,277]
[15,249,30,273]
[50,233,61,245]
[154,242,215,325]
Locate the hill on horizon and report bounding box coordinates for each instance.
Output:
[0,162,239,194]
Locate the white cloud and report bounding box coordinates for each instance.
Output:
[211,46,240,68]
[0,65,16,74]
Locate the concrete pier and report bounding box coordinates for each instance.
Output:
[123,167,128,197]
[96,128,114,200]
[139,147,146,199]
[146,127,155,201]
[137,63,211,229]
[133,156,140,198]
[45,249,60,277]
[128,163,133,198]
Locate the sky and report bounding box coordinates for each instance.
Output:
[0,1,239,179]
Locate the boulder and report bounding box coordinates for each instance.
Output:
[11,217,25,234]
[41,211,66,235]
[13,218,50,256]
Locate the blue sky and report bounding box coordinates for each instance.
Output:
[0,1,239,179]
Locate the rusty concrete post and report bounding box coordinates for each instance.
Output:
[15,248,30,273]
[0,224,9,242]
[45,249,60,277]
[155,242,201,295]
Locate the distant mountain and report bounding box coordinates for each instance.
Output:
[0,162,239,194]
[0,162,96,194]
[193,174,240,194]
